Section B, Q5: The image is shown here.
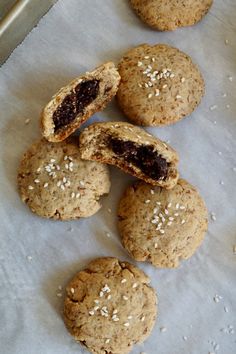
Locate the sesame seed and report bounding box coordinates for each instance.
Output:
[99,291,104,297]
[150,189,154,195]
[181,219,186,224]
[176,95,182,99]
[123,296,128,301]
[106,232,110,238]
[107,295,112,300]
[76,193,80,198]
[61,185,65,191]
[164,209,169,215]
[25,118,30,124]
[36,167,41,172]
[128,315,133,320]
[140,316,145,322]
[228,76,233,82]
[113,309,118,314]
[112,317,119,322]
[71,288,75,294]
[121,279,127,283]
[50,159,56,163]
[160,327,167,333]
[138,61,143,67]
[225,39,229,44]
[28,185,34,190]
[160,230,165,234]
[174,213,179,217]
[181,77,186,83]
[34,179,40,183]
[71,192,75,199]
[144,83,149,88]
[145,200,151,204]
[94,299,99,304]
[105,339,110,344]
[138,84,142,88]
[152,57,155,62]
[57,181,61,187]
[63,177,67,183]
[124,322,130,327]
[26,255,32,261]
[167,203,172,208]
[224,306,229,313]
[162,84,167,89]
[183,336,188,341]
[64,156,68,161]
[148,93,153,99]
[65,163,69,169]
[210,105,218,111]
[94,306,99,311]
[144,56,149,59]
[89,311,95,316]
[167,222,172,226]
[180,205,185,210]
[155,89,160,96]
[57,293,62,297]
[154,243,158,249]
[43,183,48,188]
[211,213,216,221]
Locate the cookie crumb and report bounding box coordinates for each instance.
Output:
[183,336,188,341]
[211,212,216,221]
[210,105,217,111]
[228,76,233,82]
[26,255,32,261]
[224,306,229,313]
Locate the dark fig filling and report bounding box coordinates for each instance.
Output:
[109,138,169,180]
[53,79,100,132]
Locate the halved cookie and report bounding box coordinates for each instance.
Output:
[79,121,179,189]
[41,62,121,142]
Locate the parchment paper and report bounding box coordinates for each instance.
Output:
[0,1,235,353]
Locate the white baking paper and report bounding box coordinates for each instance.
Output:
[0,1,235,353]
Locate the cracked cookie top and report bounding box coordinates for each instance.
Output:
[17,138,110,220]
[63,257,157,354]
[118,179,208,268]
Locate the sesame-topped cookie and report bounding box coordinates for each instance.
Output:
[41,62,121,142]
[118,179,208,268]
[79,121,179,189]
[17,138,110,220]
[117,44,205,126]
[130,0,213,31]
[63,257,157,354]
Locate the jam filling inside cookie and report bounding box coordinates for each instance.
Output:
[53,79,100,131]
[110,138,168,180]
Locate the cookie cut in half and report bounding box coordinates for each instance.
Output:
[41,62,121,142]
[130,0,213,31]
[17,138,111,220]
[63,257,157,354]
[117,44,205,126]
[118,179,208,268]
[79,121,179,189]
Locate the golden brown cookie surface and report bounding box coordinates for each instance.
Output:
[118,179,208,268]
[117,44,205,126]
[18,138,110,220]
[130,0,213,31]
[63,257,157,354]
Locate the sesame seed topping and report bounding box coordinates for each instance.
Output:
[152,57,155,62]
[138,61,143,67]
[34,179,40,183]
[154,243,158,249]
[105,339,110,344]
[181,77,186,83]
[144,56,149,59]
[167,202,172,208]
[25,118,30,124]
[141,316,145,322]
[132,283,138,288]
[43,183,48,188]
[211,213,216,221]
[145,200,151,204]
[162,84,168,89]
[228,76,233,82]
[121,279,127,283]
[71,288,75,294]
[124,322,130,327]
[28,185,34,190]
[150,189,154,195]
[128,315,133,319]
[148,93,153,99]
[94,306,99,311]
[36,168,41,172]
[71,192,75,199]
[94,299,99,304]
[89,311,95,316]
[64,156,68,161]
[99,291,104,297]
[176,95,182,99]
[76,193,80,198]
[113,309,118,314]
[181,219,186,224]
[107,295,112,300]
[183,336,188,341]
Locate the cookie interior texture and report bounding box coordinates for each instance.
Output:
[53,79,100,132]
[109,138,169,181]
[63,257,157,354]
[41,62,121,142]
[79,122,179,188]
[118,179,208,268]
[130,0,213,31]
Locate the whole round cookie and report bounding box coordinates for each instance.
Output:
[130,0,213,31]
[63,257,157,354]
[118,179,208,268]
[17,138,110,220]
[117,44,205,126]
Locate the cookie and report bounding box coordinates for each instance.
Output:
[117,44,205,126]
[41,62,121,142]
[17,138,110,220]
[79,121,179,189]
[130,0,213,31]
[63,257,157,354]
[118,179,208,268]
